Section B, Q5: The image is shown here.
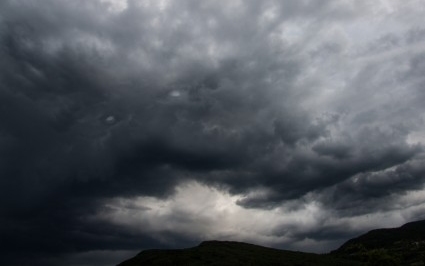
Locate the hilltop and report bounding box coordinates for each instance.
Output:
[118,240,358,266]
[118,220,425,266]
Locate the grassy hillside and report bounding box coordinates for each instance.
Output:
[117,241,360,266]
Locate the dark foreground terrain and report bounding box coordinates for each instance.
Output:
[332,220,425,265]
[118,241,358,266]
[118,220,425,266]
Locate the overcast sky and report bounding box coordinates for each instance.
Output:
[1,0,425,265]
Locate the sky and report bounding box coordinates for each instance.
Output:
[1,0,425,265]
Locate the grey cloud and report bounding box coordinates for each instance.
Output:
[312,141,352,159]
[321,156,425,212]
[1,0,425,265]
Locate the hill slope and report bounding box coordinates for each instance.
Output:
[118,220,425,266]
[332,220,425,265]
[117,241,359,266]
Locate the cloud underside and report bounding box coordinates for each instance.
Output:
[1,0,425,265]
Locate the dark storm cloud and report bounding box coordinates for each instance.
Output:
[1,0,425,265]
[319,155,425,213]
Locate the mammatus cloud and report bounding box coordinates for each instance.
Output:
[1,0,425,265]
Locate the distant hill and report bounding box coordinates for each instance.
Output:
[118,220,425,266]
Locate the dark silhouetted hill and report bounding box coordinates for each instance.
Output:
[118,220,425,266]
[117,240,359,266]
[332,220,425,265]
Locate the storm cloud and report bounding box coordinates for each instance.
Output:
[1,0,425,265]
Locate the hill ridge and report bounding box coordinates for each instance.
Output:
[118,219,425,266]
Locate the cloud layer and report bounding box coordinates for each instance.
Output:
[1,0,425,265]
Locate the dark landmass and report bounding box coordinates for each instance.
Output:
[118,241,358,266]
[332,220,425,265]
[118,220,425,266]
